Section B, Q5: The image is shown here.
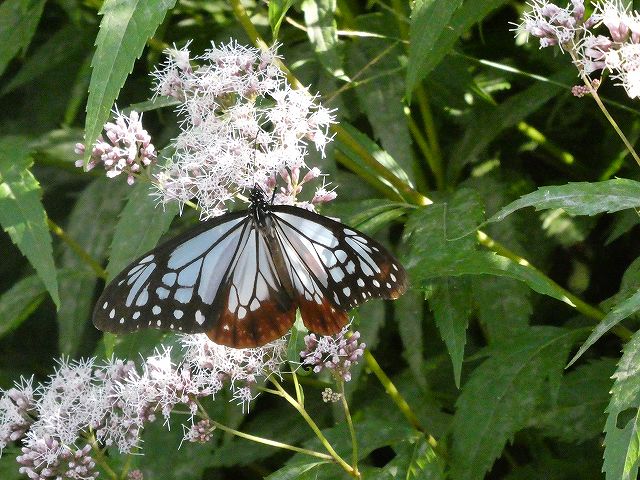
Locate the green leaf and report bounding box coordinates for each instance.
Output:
[267,461,332,480]
[604,330,640,480]
[302,0,348,81]
[607,209,640,245]
[335,123,414,199]
[137,415,215,480]
[0,450,22,480]
[84,0,177,164]
[0,136,59,307]
[396,290,427,390]
[0,0,46,77]
[321,198,411,235]
[488,179,640,224]
[1,24,93,96]
[407,0,462,98]
[532,358,616,443]
[403,188,484,277]
[269,0,296,39]
[406,0,508,97]
[375,436,445,480]
[0,274,46,338]
[106,182,178,282]
[568,289,640,367]
[57,178,128,355]
[427,277,471,388]
[347,15,413,182]
[451,327,577,480]
[472,276,531,343]
[448,67,576,182]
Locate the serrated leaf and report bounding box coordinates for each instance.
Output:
[532,358,615,443]
[0,136,59,307]
[269,0,296,39]
[396,290,427,390]
[473,276,531,343]
[488,179,640,224]
[302,0,348,81]
[347,15,413,182]
[604,330,640,480]
[1,24,93,96]
[375,436,445,480]
[84,0,177,164]
[266,461,332,480]
[0,0,46,78]
[568,289,640,367]
[403,188,484,277]
[407,0,462,98]
[451,327,577,480]
[57,178,128,355]
[428,277,471,388]
[406,0,508,97]
[106,182,177,282]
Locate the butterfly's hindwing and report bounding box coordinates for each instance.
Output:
[209,226,295,347]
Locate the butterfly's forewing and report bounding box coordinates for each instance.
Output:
[93,212,248,333]
[271,206,408,335]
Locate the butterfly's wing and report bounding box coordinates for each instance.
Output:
[206,224,296,347]
[93,212,295,348]
[271,206,408,335]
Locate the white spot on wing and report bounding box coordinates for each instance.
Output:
[195,310,205,325]
[173,310,183,319]
[152,305,161,315]
[343,287,351,296]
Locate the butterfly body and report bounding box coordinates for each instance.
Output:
[94,187,407,348]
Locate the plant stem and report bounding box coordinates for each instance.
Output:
[87,433,118,480]
[364,351,436,443]
[338,380,359,475]
[270,378,358,477]
[211,419,333,461]
[48,218,107,279]
[568,49,640,167]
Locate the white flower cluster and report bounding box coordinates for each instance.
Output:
[151,41,336,219]
[517,0,640,98]
[0,336,287,473]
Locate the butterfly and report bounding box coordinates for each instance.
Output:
[93,186,408,348]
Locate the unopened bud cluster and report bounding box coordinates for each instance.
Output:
[300,328,366,382]
[75,111,156,185]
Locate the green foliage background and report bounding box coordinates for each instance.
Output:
[2,0,640,478]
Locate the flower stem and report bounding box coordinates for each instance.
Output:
[48,218,107,279]
[270,378,358,477]
[211,419,333,461]
[568,49,640,167]
[87,432,118,480]
[338,380,359,475]
[195,398,332,461]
